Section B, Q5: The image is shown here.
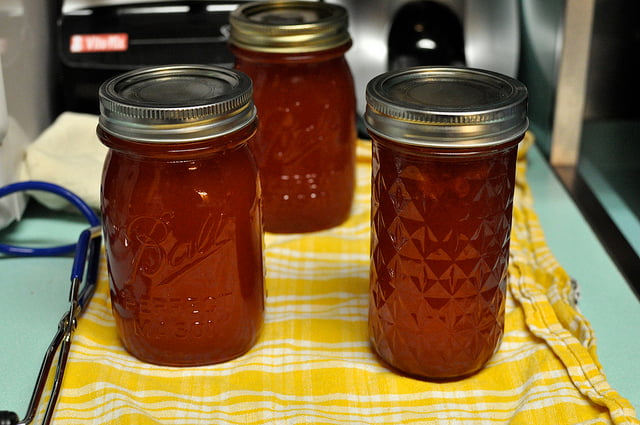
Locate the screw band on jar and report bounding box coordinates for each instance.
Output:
[98,65,256,143]
[229,0,351,53]
[365,66,529,148]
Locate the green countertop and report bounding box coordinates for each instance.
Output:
[1,144,638,419]
[526,145,639,409]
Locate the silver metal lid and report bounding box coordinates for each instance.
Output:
[98,65,256,143]
[365,67,528,148]
[229,1,351,53]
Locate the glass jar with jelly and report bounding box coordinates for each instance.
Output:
[98,65,265,367]
[365,67,528,379]
[229,0,357,233]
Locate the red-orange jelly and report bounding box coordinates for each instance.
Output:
[365,67,528,379]
[98,65,264,366]
[369,138,519,378]
[100,127,263,366]
[230,1,357,233]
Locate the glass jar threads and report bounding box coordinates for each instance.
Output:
[98,65,265,367]
[229,0,357,233]
[365,67,528,379]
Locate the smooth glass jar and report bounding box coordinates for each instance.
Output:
[229,1,357,233]
[365,67,528,379]
[98,65,264,367]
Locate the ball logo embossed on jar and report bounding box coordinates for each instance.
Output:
[98,65,264,367]
[366,67,528,380]
[125,212,235,286]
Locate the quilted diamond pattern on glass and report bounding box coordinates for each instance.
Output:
[370,143,518,379]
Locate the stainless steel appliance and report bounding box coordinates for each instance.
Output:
[333,0,521,115]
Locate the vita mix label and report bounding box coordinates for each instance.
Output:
[70,33,129,53]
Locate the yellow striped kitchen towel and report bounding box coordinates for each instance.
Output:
[51,136,638,424]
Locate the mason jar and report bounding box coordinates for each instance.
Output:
[365,67,528,379]
[229,0,357,233]
[98,65,265,366]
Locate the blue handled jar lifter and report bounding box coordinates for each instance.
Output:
[0,181,102,425]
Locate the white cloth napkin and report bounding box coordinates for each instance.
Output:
[18,112,107,212]
[0,117,30,229]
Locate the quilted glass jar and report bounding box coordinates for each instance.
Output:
[365,67,528,379]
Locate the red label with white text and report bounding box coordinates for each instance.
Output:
[70,33,129,53]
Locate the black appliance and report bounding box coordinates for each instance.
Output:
[56,1,246,114]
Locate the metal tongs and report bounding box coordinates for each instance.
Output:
[0,181,102,425]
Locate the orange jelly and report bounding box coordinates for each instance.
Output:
[229,1,357,233]
[365,67,528,379]
[98,65,264,366]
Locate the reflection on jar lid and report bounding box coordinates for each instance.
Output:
[98,65,256,143]
[229,1,351,53]
[365,66,529,148]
